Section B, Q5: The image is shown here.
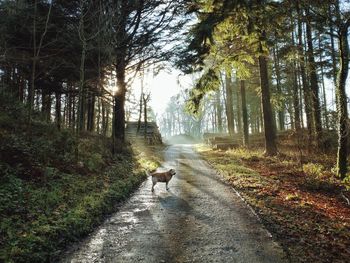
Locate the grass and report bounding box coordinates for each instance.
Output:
[0,165,145,262]
[0,94,164,262]
[196,144,350,263]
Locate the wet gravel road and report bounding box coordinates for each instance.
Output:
[62,144,287,263]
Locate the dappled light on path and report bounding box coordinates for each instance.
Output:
[62,145,287,262]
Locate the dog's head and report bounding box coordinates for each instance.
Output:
[169,169,176,176]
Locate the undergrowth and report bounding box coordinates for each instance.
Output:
[196,144,350,263]
[0,94,160,262]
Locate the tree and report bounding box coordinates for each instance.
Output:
[305,7,323,147]
[224,69,235,136]
[240,80,249,146]
[336,20,349,178]
[178,0,280,155]
[110,0,188,152]
[306,0,350,178]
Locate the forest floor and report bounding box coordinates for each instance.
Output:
[197,145,350,263]
[0,95,164,262]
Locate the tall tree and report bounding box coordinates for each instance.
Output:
[111,0,188,151]
[296,1,313,144]
[305,7,323,147]
[240,80,249,146]
[224,69,235,136]
[308,0,350,177]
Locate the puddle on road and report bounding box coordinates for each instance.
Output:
[68,228,107,263]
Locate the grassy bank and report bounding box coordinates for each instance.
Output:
[0,96,162,262]
[196,145,350,263]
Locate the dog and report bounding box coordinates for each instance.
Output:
[146,169,176,192]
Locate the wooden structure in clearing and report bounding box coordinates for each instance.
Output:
[203,132,285,150]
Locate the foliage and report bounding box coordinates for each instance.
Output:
[302,163,325,178]
[302,163,341,192]
[185,68,220,114]
[0,97,160,262]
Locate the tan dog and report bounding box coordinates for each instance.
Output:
[146,169,176,192]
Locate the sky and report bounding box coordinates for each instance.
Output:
[126,65,348,127]
[130,69,193,118]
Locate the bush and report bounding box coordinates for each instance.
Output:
[84,153,104,172]
[302,163,324,178]
[302,163,339,192]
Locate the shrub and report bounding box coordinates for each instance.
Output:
[302,163,339,192]
[302,163,324,178]
[84,153,104,172]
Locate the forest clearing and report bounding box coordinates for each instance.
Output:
[1,0,350,263]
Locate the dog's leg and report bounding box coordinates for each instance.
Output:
[166,182,169,191]
[151,178,156,192]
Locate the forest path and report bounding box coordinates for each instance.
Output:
[62,144,287,263]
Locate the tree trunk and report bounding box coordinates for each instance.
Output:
[240,80,249,147]
[55,92,61,130]
[42,89,51,122]
[330,26,338,108]
[296,2,313,144]
[77,38,86,134]
[336,27,349,179]
[113,87,126,151]
[96,97,101,134]
[258,34,277,156]
[216,89,223,133]
[105,103,110,136]
[102,100,106,136]
[329,16,338,86]
[113,57,127,152]
[67,85,72,129]
[291,29,301,131]
[236,76,242,133]
[272,45,284,131]
[305,7,322,148]
[112,1,129,152]
[87,91,95,132]
[28,0,37,124]
[143,94,149,139]
[63,94,67,128]
[225,70,235,136]
[297,71,304,128]
[292,63,301,131]
[137,75,144,134]
[318,34,329,129]
[19,75,24,102]
[29,0,52,124]
[72,94,76,130]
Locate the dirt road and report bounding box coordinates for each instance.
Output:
[62,145,287,263]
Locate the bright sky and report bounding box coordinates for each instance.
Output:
[130,69,193,118]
